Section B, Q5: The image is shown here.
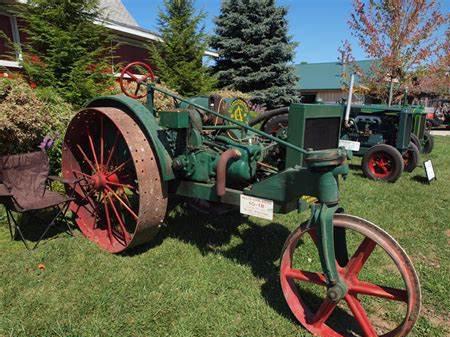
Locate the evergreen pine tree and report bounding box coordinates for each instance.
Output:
[150,0,215,97]
[19,0,115,106]
[211,0,298,109]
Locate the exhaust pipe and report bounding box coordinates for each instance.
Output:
[344,73,355,126]
[216,149,241,197]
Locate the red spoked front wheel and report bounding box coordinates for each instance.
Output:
[280,214,421,337]
[62,107,167,253]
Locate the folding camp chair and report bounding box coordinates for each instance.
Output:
[0,150,74,250]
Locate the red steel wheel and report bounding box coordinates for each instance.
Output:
[62,107,168,253]
[280,214,421,337]
[362,144,403,182]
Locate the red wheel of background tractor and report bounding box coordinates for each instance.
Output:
[280,214,421,337]
[119,62,155,99]
[62,107,167,253]
[362,144,404,182]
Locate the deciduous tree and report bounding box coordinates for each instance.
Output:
[347,0,445,101]
[415,24,450,97]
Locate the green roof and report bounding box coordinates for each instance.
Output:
[295,60,375,90]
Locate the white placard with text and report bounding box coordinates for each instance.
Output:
[424,160,436,182]
[339,140,361,152]
[240,195,274,221]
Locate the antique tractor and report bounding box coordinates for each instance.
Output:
[347,104,434,155]
[62,62,421,337]
[263,104,422,183]
[340,105,420,182]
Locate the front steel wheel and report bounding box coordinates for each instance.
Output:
[62,107,168,253]
[280,214,421,337]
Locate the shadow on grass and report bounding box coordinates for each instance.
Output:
[411,175,430,185]
[6,209,72,245]
[349,163,362,171]
[348,165,367,179]
[129,206,364,336]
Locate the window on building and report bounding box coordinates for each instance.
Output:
[0,13,21,66]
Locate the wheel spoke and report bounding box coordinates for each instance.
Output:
[352,281,408,302]
[121,189,132,205]
[107,194,131,244]
[72,170,93,180]
[107,159,132,178]
[345,294,378,337]
[105,185,138,220]
[70,171,99,213]
[285,268,327,286]
[76,145,96,172]
[107,181,135,190]
[309,298,337,326]
[103,198,113,244]
[106,131,120,168]
[345,237,377,277]
[100,117,104,165]
[134,84,142,96]
[126,70,138,81]
[76,186,98,218]
[87,132,100,170]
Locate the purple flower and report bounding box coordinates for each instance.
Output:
[39,135,55,151]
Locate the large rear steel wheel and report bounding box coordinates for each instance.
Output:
[280,214,421,337]
[62,107,167,253]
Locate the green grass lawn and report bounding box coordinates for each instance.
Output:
[1,137,449,337]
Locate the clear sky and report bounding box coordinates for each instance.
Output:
[122,0,450,64]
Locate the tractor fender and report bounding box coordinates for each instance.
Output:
[86,95,175,181]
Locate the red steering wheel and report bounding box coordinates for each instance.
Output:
[119,62,155,99]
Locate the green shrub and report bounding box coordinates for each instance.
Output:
[0,77,74,173]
